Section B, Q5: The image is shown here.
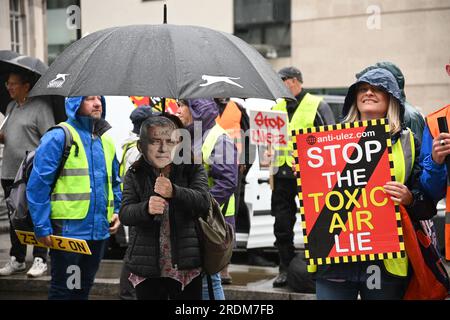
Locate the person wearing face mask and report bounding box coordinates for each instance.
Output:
[119,116,210,300]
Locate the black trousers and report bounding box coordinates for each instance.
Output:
[1,179,47,263]
[119,263,136,300]
[271,177,297,268]
[135,274,203,300]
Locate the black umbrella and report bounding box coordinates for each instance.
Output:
[0,50,48,115]
[0,52,19,114]
[0,50,48,76]
[29,24,293,101]
[0,50,66,121]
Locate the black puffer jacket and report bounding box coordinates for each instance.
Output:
[119,158,210,278]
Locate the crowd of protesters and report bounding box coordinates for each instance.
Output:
[0,55,449,301]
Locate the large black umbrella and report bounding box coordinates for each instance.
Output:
[29,24,293,101]
[0,50,66,121]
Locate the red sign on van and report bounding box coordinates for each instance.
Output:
[250,110,288,146]
[292,119,405,266]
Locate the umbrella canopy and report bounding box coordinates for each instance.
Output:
[0,50,48,114]
[0,50,66,121]
[0,50,48,76]
[30,24,293,101]
[0,50,20,63]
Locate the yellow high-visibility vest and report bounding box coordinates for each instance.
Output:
[202,124,235,217]
[119,141,138,190]
[272,93,322,168]
[50,122,115,222]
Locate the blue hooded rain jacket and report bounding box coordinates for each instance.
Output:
[27,96,122,240]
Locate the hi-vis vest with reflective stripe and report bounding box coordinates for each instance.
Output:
[202,124,235,217]
[425,104,450,260]
[119,141,138,190]
[272,93,322,167]
[308,129,414,277]
[50,122,115,222]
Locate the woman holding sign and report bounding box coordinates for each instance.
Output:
[314,68,436,300]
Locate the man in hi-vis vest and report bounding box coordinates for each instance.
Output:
[270,67,335,287]
[27,96,122,300]
[419,60,450,261]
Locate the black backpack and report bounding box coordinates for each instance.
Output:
[6,124,77,231]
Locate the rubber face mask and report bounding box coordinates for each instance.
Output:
[141,126,178,169]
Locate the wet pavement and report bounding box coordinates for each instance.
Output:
[1,228,449,300]
[0,232,312,300]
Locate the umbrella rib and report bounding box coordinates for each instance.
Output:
[165,25,178,99]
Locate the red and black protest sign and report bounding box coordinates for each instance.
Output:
[292,119,405,266]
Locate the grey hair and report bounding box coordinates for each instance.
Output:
[139,116,178,145]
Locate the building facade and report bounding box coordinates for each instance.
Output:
[0,0,448,114]
[0,0,47,61]
[273,0,450,114]
[80,0,233,34]
[82,0,448,114]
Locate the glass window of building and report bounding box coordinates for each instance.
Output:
[47,0,80,65]
[10,0,24,53]
[234,0,291,59]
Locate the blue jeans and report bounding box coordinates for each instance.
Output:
[202,273,225,300]
[316,275,408,300]
[48,239,107,300]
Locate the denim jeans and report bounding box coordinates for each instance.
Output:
[202,272,225,300]
[48,239,107,300]
[316,275,408,300]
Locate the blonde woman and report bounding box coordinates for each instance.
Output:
[314,68,436,300]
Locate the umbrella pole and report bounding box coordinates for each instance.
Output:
[162,3,167,114]
[163,4,167,24]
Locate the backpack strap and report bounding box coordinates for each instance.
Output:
[221,199,229,217]
[47,124,77,191]
[11,150,33,188]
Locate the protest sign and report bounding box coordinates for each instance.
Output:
[250,109,287,146]
[292,119,405,266]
